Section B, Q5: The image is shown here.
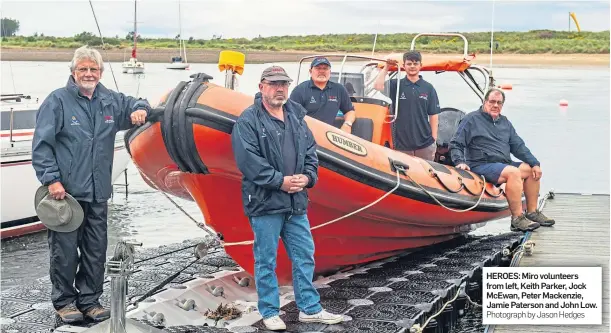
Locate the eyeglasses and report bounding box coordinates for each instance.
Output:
[262,81,289,88]
[76,67,100,74]
[487,100,504,106]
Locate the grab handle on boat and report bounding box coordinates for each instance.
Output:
[389,158,409,175]
[484,186,504,198]
[429,169,465,194]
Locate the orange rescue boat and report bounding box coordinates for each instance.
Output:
[127,33,513,283]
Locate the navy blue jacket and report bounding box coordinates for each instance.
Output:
[231,93,318,217]
[32,76,151,203]
[450,108,540,168]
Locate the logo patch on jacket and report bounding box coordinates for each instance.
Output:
[328,95,338,102]
[104,115,114,124]
[310,96,316,104]
[419,93,428,101]
[70,116,80,126]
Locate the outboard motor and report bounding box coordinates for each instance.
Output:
[435,107,466,166]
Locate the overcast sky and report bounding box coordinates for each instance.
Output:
[1,1,609,39]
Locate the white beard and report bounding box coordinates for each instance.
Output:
[80,81,97,91]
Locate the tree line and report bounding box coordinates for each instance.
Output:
[1,16,609,54]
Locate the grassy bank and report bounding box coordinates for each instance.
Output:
[2,30,609,54]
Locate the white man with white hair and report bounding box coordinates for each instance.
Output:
[32,45,150,323]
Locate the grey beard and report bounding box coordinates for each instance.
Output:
[264,96,286,108]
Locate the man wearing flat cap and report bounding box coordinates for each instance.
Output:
[231,66,343,331]
[290,57,356,133]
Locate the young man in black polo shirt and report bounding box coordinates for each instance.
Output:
[374,51,440,160]
[289,57,356,133]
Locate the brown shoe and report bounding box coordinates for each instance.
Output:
[510,215,540,232]
[57,304,84,323]
[526,210,555,227]
[83,305,110,322]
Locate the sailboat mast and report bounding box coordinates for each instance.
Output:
[179,0,187,62]
[132,0,137,59]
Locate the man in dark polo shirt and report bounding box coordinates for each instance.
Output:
[374,51,440,160]
[289,57,356,133]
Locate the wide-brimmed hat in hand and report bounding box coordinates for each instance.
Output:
[34,185,84,233]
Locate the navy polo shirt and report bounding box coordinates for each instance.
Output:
[289,79,354,126]
[388,76,441,150]
[267,109,297,177]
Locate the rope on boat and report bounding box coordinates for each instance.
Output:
[406,171,487,213]
[310,167,402,230]
[134,165,218,240]
[223,162,488,247]
[410,281,465,333]
[465,293,482,308]
[221,168,403,247]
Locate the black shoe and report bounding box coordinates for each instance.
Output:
[526,210,555,227]
[83,305,110,322]
[510,215,540,232]
[57,304,84,323]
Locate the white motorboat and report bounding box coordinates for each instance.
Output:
[0,94,132,239]
[122,56,145,74]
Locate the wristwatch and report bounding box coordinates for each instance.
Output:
[344,121,353,127]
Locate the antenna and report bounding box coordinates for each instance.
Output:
[371,33,378,57]
[489,0,496,70]
[89,0,120,92]
[371,21,380,58]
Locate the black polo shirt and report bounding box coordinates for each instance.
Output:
[388,76,441,150]
[289,79,354,125]
[268,110,297,176]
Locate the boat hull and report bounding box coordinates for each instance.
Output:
[126,78,513,282]
[0,133,131,239]
[166,63,189,70]
[122,67,145,74]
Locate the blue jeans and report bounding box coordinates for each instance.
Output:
[249,213,322,319]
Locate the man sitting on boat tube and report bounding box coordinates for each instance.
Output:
[32,45,150,323]
[450,88,555,232]
[231,66,343,331]
[289,57,356,133]
[374,51,440,161]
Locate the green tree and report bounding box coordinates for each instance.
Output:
[74,31,97,42]
[125,31,142,42]
[1,18,20,36]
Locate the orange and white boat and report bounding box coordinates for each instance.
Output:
[126,33,515,282]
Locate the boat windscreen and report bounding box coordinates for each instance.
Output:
[330,72,364,97]
[1,109,37,131]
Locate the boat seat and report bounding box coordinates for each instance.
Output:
[437,107,466,148]
[333,117,374,142]
[435,107,466,165]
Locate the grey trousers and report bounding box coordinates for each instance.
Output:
[401,142,437,161]
[48,200,108,312]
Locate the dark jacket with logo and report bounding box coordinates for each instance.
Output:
[449,108,539,168]
[231,93,318,217]
[32,76,151,203]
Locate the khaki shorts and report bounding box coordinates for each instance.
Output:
[401,142,437,161]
